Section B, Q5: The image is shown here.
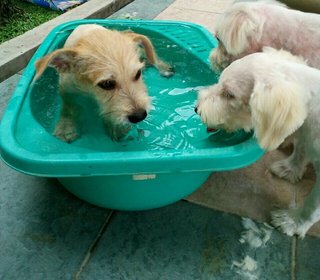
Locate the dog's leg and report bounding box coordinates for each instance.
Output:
[270,139,309,183]
[54,93,79,143]
[271,174,320,238]
[103,119,131,141]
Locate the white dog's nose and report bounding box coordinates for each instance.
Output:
[194,106,198,114]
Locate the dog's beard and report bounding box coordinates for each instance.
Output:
[98,92,150,141]
[198,97,228,130]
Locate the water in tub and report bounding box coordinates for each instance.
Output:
[25,30,251,154]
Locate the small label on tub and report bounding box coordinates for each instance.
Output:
[133,174,157,181]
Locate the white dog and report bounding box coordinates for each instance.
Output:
[210,1,320,72]
[196,48,320,238]
[35,24,173,142]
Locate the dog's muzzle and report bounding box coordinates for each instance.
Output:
[194,106,218,133]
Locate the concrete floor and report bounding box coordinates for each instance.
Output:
[1,0,320,279]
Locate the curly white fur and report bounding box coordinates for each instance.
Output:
[196,48,320,238]
[210,1,320,72]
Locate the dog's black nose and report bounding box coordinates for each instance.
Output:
[194,106,198,114]
[128,110,147,123]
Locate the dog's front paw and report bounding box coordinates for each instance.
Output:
[270,160,303,183]
[104,123,131,141]
[271,209,308,238]
[54,119,79,143]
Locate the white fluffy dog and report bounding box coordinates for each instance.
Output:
[196,48,320,238]
[35,24,173,142]
[210,1,320,72]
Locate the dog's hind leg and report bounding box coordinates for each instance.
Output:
[270,138,309,183]
[53,93,79,143]
[271,176,320,238]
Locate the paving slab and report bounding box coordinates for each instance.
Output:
[0,74,21,120]
[79,201,292,280]
[110,0,176,19]
[155,0,233,33]
[0,161,111,279]
[296,236,320,280]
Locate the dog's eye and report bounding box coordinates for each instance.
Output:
[134,69,142,81]
[98,80,116,90]
[215,36,220,43]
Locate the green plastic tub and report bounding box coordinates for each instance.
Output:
[0,20,264,210]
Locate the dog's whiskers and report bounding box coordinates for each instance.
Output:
[100,110,117,117]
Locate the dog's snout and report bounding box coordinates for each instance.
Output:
[194,106,198,114]
[128,110,147,123]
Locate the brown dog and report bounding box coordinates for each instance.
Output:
[35,24,173,141]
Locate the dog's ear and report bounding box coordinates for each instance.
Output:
[35,49,78,80]
[216,7,261,55]
[124,32,157,64]
[250,78,307,151]
[124,32,174,77]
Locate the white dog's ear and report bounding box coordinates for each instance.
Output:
[250,79,307,151]
[35,49,78,80]
[216,7,262,55]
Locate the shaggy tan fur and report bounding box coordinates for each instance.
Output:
[35,24,173,142]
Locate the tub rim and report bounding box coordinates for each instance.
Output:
[0,19,264,177]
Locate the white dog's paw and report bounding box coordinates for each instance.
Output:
[270,160,303,183]
[54,119,79,143]
[271,209,308,238]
